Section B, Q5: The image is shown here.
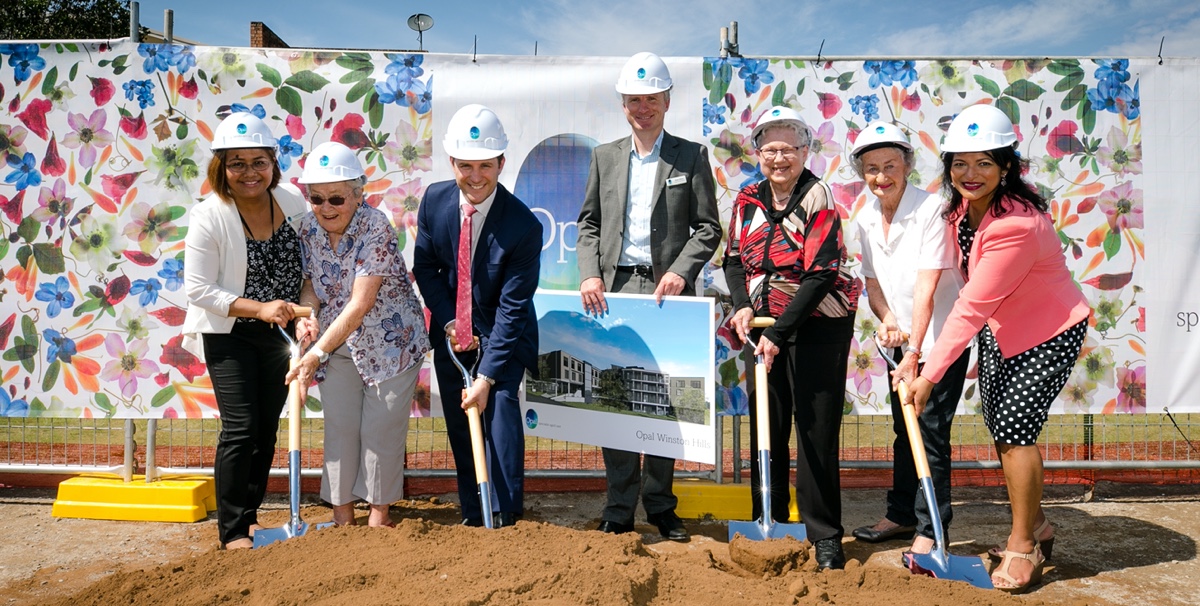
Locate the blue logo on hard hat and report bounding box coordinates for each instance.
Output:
[524,409,538,429]
[637,67,646,79]
[967,123,979,137]
[772,109,781,116]
[320,155,330,167]
[469,126,480,140]
[236,123,248,135]
[875,125,886,134]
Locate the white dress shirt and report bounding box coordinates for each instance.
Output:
[618,131,664,266]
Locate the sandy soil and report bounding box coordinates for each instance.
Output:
[1,482,1196,605]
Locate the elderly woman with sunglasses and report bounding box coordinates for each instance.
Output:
[724,106,862,571]
[182,113,309,550]
[285,142,429,528]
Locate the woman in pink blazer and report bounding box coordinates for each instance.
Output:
[907,105,1090,593]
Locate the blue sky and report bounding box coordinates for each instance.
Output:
[135,0,1200,58]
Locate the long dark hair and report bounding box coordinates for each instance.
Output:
[939,145,1047,222]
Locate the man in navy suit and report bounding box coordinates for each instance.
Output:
[413,105,542,528]
[576,52,722,541]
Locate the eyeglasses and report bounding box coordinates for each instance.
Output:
[309,195,347,206]
[226,159,273,173]
[758,145,800,161]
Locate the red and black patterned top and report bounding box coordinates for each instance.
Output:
[723,169,861,346]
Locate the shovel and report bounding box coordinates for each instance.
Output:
[446,335,495,530]
[728,317,807,542]
[254,311,333,548]
[892,375,993,588]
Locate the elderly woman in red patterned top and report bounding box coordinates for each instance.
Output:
[723,106,862,571]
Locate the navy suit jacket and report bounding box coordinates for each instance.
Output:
[413,180,542,381]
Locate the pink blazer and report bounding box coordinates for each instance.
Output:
[920,198,1091,383]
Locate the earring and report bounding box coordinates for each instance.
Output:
[1000,176,1007,187]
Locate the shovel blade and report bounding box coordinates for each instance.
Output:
[728,519,807,542]
[907,552,994,589]
[252,520,334,549]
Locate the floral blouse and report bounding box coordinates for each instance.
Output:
[237,223,302,323]
[298,205,429,385]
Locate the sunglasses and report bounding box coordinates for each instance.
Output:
[309,195,348,206]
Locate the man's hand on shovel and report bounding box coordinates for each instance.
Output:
[461,379,491,413]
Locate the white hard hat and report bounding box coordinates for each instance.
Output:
[443,104,508,161]
[750,106,811,149]
[941,104,1018,153]
[615,52,673,95]
[851,121,912,157]
[211,112,277,151]
[298,142,364,184]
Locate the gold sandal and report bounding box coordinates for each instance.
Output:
[992,543,1045,594]
[989,518,1054,560]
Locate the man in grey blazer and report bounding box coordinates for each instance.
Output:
[576,52,722,542]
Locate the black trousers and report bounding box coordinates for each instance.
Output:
[600,267,679,524]
[747,315,854,542]
[203,321,289,544]
[886,347,970,539]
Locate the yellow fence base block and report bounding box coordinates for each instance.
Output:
[673,479,800,522]
[52,474,216,523]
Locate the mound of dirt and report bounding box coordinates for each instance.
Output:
[728,533,809,576]
[32,515,1094,606]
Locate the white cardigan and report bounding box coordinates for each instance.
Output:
[181,184,308,360]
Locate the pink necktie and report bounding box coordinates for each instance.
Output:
[455,204,478,345]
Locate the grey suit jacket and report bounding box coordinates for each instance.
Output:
[575,131,721,292]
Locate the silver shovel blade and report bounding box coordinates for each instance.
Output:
[907,551,994,589]
[252,520,334,549]
[728,519,807,542]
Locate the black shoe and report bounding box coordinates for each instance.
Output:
[596,520,635,534]
[461,517,484,528]
[495,512,522,528]
[851,521,916,543]
[646,510,690,542]
[814,538,846,571]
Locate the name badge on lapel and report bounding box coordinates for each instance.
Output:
[666,175,687,187]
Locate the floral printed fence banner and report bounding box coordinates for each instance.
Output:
[703,57,1147,417]
[0,41,435,418]
[0,41,1156,418]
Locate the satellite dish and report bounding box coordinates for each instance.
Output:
[407,13,434,51]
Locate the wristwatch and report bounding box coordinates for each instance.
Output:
[476,374,496,387]
[904,345,921,356]
[309,346,330,364]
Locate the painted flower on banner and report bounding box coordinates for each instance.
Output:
[703,100,726,136]
[43,329,77,364]
[199,50,250,88]
[1079,336,1116,387]
[1,44,46,85]
[918,61,969,94]
[130,278,162,306]
[1114,365,1146,413]
[847,337,886,393]
[403,76,433,115]
[4,152,41,191]
[1097,125,1142,177]
[70,213,128,274]
[1097,182,1143,232]
[61,109,115,169]
[35,277,75,318]
[382,179,423,231]
[138,44,196,74]
[807,121,843,177]
[1060,368,1096,413]
[0,123,27,158]
[382,120,432,175]
[100,334,160,399]
[864,60,917,89]
[32,177,73,229]
[228,103,266,119]
[117,307,156,341]
[122,79,156,109]
[277,135,303,171]
[158,258,184,291]
[849,94,880,123]
[711,129,753,180]
[123,201,179,254]
[0,391,30,418]
[737,59,775,95]
[145,139,200,192]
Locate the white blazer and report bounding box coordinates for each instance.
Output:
[181,184,308,360]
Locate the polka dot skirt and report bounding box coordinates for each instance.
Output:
[976,321,1087,445]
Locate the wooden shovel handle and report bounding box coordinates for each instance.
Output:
[464,390,490,485]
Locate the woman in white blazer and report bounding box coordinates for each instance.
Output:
[182,113,309,550]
